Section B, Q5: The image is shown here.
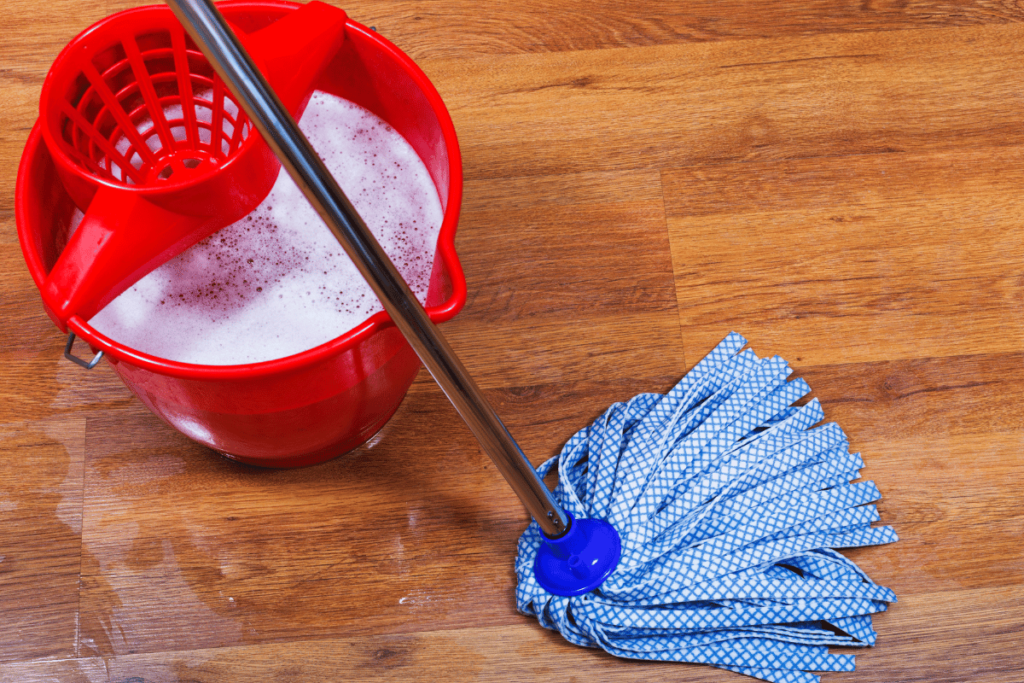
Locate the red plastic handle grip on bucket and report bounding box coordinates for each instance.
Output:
[38,1,347,329]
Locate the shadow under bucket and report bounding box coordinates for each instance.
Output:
[16,1,465,468]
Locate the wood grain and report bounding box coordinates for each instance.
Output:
[0,419,84,661]
[2,0,1023,681]
[664,145,1024,365]
[429,25,1024,180]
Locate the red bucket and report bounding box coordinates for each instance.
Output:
[16,1,465,468]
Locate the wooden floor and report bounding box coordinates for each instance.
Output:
[2,1,1024,681]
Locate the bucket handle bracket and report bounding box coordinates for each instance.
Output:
[64,332,104,370]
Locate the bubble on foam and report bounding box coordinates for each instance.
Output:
[89,91,445,366]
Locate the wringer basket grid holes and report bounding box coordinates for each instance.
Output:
[58,28,253,187]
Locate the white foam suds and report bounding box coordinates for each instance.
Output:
[89,91,444,365]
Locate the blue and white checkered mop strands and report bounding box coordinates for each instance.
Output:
[516,333,897,683]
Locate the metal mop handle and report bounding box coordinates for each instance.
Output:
[166,0,570,538]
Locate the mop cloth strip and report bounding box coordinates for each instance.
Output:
[516,333,897,683]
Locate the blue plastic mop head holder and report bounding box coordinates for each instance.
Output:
[534,512,621,596]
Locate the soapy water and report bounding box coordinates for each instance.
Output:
[88,91,444,365]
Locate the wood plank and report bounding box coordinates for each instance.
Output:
[0,623,731,683]
[461,170,663,214]
[455,198,674,324]
[663,144,1024,220]
[444,171,686,385]
[427,24,1024,180]
[443,310,685,388]
[5,585,1023,682]
[832,585,1024,683]
[0,71,43,224]
[8,0,1024,72]
[797,353,1024,444]
[1,1,146,74]
[847,431,1024,595]
[350,1,1024,58]
[0,246,55,349]
[664,146,1024,365]
[0,418,84,661]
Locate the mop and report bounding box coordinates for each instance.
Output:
[156,5,896,681]
[516,332,897,682]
